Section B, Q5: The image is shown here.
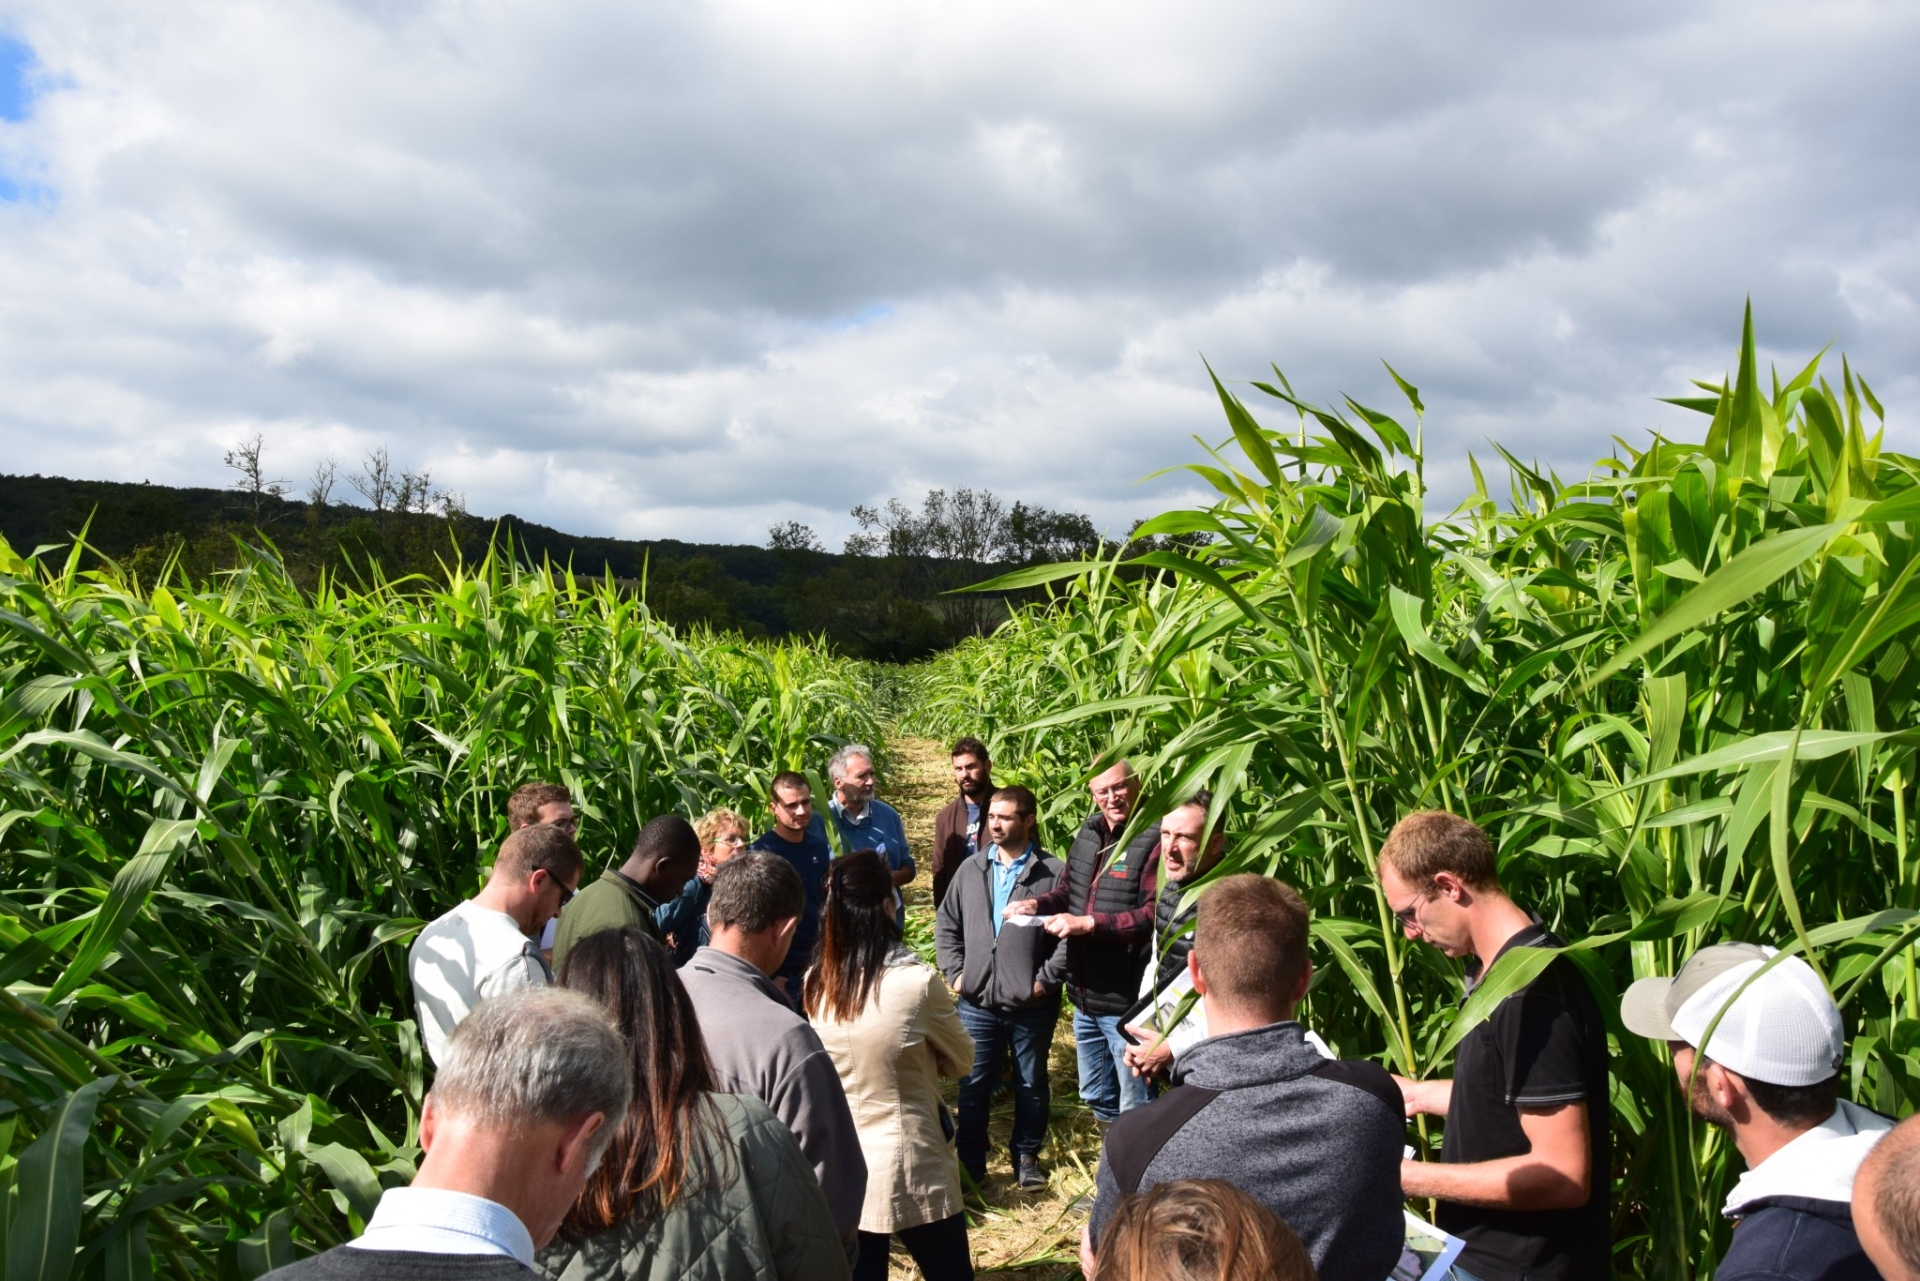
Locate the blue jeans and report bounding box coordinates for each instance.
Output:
[956,997,1058,1166]
[1073,1009,1156,1121]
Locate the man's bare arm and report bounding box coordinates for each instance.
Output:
[1399,1101,1592,1211]
[1394,1074,1454,1117]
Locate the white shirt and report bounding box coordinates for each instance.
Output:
[409,899,550,1067]
[1722,1097,1894,1217]
[347,1186,534,1264]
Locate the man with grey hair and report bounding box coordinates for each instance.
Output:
[1855,1111,1920,1281]
[680,852,867,1253]
[825,743,912,911]
[265,988,628,1278]
[411,824,584,1067]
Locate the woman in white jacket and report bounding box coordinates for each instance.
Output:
[805,850,976,1281]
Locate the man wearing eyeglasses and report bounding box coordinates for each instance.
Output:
[409,822,583,1068]
[509,782,578,963]
[1377,811,1610,1281]
[1005,759,1163,1122]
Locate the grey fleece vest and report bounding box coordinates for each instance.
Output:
[1091,1021,1405,1281]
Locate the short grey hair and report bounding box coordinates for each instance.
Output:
[431,988,629,1156]
[827,743,876,784]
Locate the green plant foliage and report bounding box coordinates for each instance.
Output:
[902,308,1920,1278]
[0,546,882,1279]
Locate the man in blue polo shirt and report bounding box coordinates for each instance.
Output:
[826,743,912,912]
[750,770,835,1009]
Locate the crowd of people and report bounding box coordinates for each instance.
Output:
[271,739,1920,1281]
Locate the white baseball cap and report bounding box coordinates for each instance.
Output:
[1620,943,1845,1087]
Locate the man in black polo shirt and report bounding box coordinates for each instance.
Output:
[1379,811,1610,1281]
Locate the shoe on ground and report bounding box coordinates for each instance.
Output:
[961,1160,987,1187]
[1016,1155,1046,1190]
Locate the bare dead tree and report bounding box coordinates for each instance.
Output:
[223,433,287,517]
[307,455,341,507]
[348,448,397,514]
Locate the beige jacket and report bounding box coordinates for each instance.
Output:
[810,949,974,1233]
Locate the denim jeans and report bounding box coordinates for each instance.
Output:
[955,996,1058,1166]
[1073,1008,1156,1121]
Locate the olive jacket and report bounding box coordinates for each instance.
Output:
[535,1091,850,1281]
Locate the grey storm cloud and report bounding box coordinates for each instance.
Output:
[0,0,1915,545]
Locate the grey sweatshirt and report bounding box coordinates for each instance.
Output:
[679,947,868,1240]
[1090,1020,1405,1281]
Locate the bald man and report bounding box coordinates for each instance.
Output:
[1854,1111,1920,1281]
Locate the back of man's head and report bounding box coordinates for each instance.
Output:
[493,822,583,887]
[1379,810,1499,890]
[632,814,700,869]
[433,987,630,1137]
[709,851,805,933]
[1194,875,1309,1020]
[1857,1113,1920,1281]
[508,782,571,830]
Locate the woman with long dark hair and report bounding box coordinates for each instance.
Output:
[538,928,850,1281]
[804,850,975,1281]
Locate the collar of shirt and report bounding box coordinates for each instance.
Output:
[608,867,661,913]
[348,1186,533,1265]
[989,842,1035,874]
[831,795,872,825]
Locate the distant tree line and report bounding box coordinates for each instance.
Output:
[0,444,1196,662]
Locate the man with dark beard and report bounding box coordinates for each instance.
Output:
[1624,943,1891,1281]
[930,737,997,908]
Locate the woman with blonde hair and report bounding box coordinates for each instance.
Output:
[804,850,976,1281]
[658,806,750,966]
[1089,1179,1317,1281]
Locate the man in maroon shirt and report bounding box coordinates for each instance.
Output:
[930,736,997,908]
[1006,759,1162,1120]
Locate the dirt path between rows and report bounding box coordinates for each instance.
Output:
[886,735,1094,1280]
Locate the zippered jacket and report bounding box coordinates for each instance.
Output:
[935,847,1067,1011]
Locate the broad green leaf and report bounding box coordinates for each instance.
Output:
[8,1076,116,1281]
[49,817,201,1003]
[1587,523,1839,688]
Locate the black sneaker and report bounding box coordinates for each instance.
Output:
[961,1160,987,1188]
[1016,1155,1046,1189]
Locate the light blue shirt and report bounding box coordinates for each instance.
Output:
[831,796,913,909]
[347,1186,534,1265]
[989,841,1035,936]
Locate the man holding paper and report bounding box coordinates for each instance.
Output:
[1122,790,1228,1085]
[1004,759,1162,1122]
[936,785,1067,1189]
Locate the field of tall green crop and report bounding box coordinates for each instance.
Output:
[0,548,881,1278]
[906,310,1920,1278]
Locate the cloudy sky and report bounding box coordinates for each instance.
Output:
[1,1,1915,547]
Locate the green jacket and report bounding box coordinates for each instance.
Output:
[536,1092,850,1281]
[552,867,662,974]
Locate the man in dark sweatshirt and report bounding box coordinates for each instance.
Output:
[1006,758,1162,1121]
[264,989,628,1280]
[1624,942,1891,1281]
[1085,875,1404,1281]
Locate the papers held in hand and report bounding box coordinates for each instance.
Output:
[1003,914,1053,927]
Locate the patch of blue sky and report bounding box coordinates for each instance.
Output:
[828,303,895,332]
[0,35,35,122]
